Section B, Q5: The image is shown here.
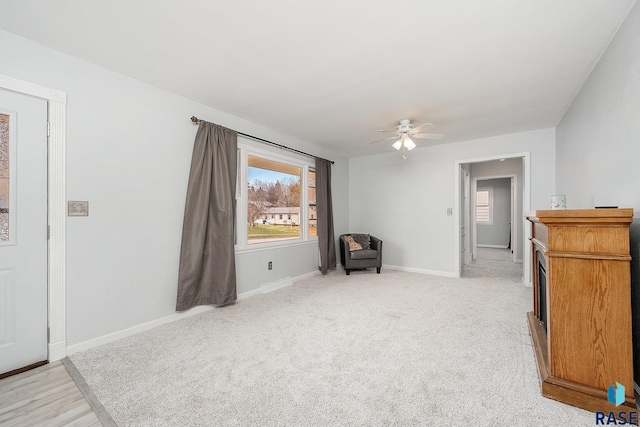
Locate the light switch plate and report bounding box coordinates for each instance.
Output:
[447,208,453,216]
[68,201,89,216]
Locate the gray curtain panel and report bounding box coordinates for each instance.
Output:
[176,122,238,310]
[316,157,336,273]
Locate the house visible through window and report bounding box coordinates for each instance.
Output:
[239,149,317,248]
[476,188,493,224]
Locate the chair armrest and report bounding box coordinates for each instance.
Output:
[339,235,349,266]
[370,236,382,252]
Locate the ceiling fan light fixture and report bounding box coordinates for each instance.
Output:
[404,137,416,150]
[392,140,403,150]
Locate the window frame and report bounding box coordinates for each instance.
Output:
[236,141,317,253]
[476,187,493,225]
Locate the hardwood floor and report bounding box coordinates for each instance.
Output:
[0,361,102,426]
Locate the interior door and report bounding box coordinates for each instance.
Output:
[0,89,48,375]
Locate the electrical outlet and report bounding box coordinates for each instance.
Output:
[268,261,273,270]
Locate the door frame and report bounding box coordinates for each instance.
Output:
[454,152,531,285]
[459,165,471,269]
[471,175,516,262]
[0,75,67,361]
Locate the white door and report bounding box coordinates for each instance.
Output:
[0,89,48,375]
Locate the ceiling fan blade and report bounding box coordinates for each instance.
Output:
[409,122,434,133]
[369,135,400,144]
[412,133,444,140]
[375,129,398,134]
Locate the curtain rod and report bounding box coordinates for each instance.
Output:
[190,116,334,164]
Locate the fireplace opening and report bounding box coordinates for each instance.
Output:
[537,251,547,332]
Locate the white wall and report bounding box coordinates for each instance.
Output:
[556,3,640,211]
[476,178,511,247]
[349,128,555,275]
[555,2,640,383]
[0,30,349,347]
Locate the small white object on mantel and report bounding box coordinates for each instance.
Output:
[550,195,567,210]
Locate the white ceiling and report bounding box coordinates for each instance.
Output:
[0,0,635,157]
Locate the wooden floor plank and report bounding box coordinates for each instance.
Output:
[0,378,78,419]
[0,367,72,408]
[0,363,67,392]
[0,360,102,427]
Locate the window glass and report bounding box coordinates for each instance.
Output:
[247,155,302,244]
[476,188,492,223]
[308,170,317,237]
[0,114,9,241]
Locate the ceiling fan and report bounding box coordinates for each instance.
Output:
[370,119,444,157]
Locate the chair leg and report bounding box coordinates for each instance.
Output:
[376,267,381,274]
[346,269,350,275]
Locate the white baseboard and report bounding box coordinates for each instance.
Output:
[67,270,319,355]
[382,264,458,278]
[49,340,67,361]
[236,288,261,300]
[293,270,321,282]
[66,305,215,355]
[260,277,294,294]
[477,244,509,249]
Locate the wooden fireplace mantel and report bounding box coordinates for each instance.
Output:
[525,208,635,413]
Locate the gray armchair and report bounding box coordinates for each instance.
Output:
[339,234,383,275]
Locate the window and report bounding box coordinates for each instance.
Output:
[476,188,493,224]
[308,170,316,237]
[236,144,317,250]
[0,113,11,242]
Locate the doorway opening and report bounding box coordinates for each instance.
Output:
[454,153,531,285]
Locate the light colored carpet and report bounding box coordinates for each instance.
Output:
[476,247,513,262]
[70,262,594,426]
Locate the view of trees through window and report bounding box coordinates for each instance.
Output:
[308,170,316,238]
[247,155,302,243]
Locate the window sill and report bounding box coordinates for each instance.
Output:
[235,238,318,255]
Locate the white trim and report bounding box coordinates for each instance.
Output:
[48,100,66,361]
[66,305,215,355]
[0,75,67,103]
[236,238,317,255]
[236,289,261,301]
[382,264,458,278]
[67,269,319,355]
[48,340,67,361]
[293,270,321,282]
[260,277,293,293]
[477,244,509,249]
[0,75,67,362]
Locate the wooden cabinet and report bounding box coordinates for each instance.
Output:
[526,208,635,413]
